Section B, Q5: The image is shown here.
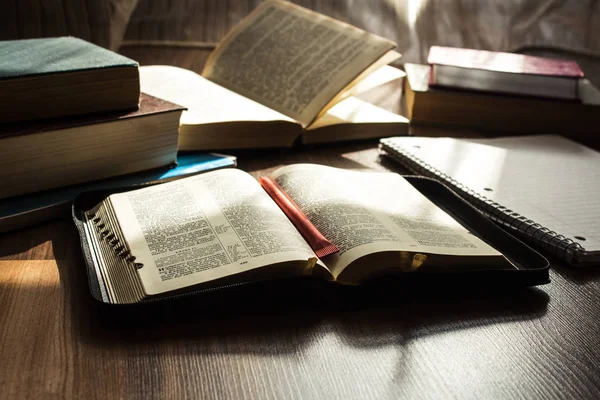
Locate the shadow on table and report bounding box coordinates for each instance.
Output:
[548,260,600,284]
[233,140,385,173]
[0,218,75,259]
[55,247,550,356]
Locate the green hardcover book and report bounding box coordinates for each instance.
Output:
[0,36,140,123]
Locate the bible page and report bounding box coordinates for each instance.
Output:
[202,0,396,127]
[107,169,319,295]
[269,164,502,279]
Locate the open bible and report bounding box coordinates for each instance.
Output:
[75,164,548,304]
[139,0,408,150]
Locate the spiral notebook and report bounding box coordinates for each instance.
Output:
[380,135,600,266]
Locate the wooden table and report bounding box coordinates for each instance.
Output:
[4,34,600,397]
[3,141,600,399]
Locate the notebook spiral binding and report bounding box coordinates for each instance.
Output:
[380,142,584,264]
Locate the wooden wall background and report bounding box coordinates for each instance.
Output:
[1,1,599,82]
[120,0,600,83]
[122,0,409,47]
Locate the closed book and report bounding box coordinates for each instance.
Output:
[0,93,184,200]
[403,63,600,139]
[0,37,140,123]
[427,46,584,101]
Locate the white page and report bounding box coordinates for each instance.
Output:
[269,164,502,278]
[202,0,397,127]
[307,97,408,130]
[108,169,316,295]
[139,65,294,125]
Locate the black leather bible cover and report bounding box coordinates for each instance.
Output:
[72,175,550,305]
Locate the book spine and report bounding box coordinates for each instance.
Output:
[379,141,584,265]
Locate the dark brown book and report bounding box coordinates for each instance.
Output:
[404,63,600,139]
[0,93,184,200]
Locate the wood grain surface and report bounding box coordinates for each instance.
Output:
[2,143,600,399]
[3,2,600,397]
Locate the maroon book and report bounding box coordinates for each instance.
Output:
[427,46,583,101]
[428,46,583,77]
[0,93,185,200]
[0,93,184,139]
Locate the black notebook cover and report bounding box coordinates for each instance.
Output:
[72,175,550,305]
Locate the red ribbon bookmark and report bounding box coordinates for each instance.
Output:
[260,177,339,258]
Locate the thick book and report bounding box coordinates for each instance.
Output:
[380,135,600,266]
[427,46,584,101]
[0,152,236,233]
[0,37,140,123]
[403,63,600,137]
[139,0,408,150]
[73,164,549,304]
[0,93,184,200]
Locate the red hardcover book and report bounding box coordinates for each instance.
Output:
[427,46,583,101]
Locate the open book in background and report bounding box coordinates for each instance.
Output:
[139,0,408,150]
[74,164,550,305]
[380,135,600,266]
[140,65,407,149]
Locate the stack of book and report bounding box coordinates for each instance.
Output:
[0,0,413,232]
[0,37,189,232]
[403,46,600,137]
[0,37,186,200]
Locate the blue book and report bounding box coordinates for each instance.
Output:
[0,152,236,233]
